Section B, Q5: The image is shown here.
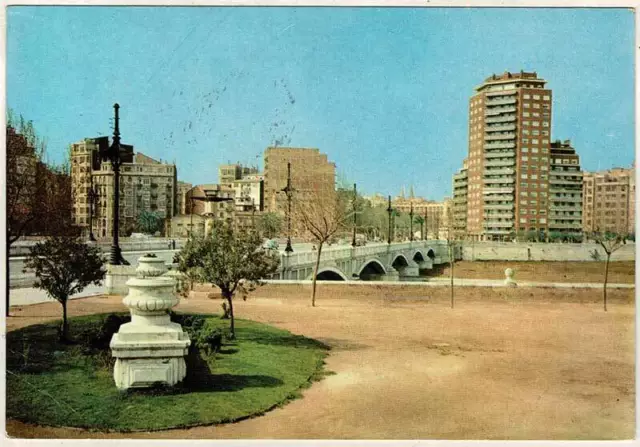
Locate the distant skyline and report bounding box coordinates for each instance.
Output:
[7,6,635,200]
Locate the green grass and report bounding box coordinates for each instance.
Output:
[6,313,330,432]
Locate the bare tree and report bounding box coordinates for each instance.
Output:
[590,229,627,312]
[293,190,350,307]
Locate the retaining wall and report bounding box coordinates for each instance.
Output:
[462,242,636,262]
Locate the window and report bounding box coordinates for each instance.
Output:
[542,122,549,127]
[523,129,530,135]
[533,95,541,100]
[521,173,528,179]
[543,95,550,100]
[524,103,531,108]
[532,147,539,153]
[532,112,540,118]
[524,94,531,99]
[522,147,529,153]
[523,112,530,117]
[520,218,527,223]
[522,156,529,161]
[532,139,539,144]
[520,208,527,214]
[532,121,540,127]
[539,218,546,223]
[533,103,540,109]
[532,130,540,136]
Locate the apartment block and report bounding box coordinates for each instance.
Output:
[263,147,336,213]
[392,189,451,239]
[547,140,583,236]
[452,158,469,238]
[458,71,564,241]
[583,167,635,235]
[176,181,193,215]
[70,138,177,238]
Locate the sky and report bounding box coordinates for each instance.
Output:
[6,6,635,200]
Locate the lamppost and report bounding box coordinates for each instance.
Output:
[99,103,128,265]
[87,182,100,242]
[386,195,393,244]
[281,162,294,253]
[409,202,414,242]
[424,208,428,240]
[351,183,357,247]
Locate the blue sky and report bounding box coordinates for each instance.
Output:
[7,7,635,200]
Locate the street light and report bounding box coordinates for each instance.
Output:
[98,103,128,265]
[281,162,294,253]
[424,207,428,240]
[409,201,414,242]
[87,182,100,242]
[386,195,393,244]
[351,183,357,247]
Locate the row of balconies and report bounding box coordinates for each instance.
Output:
[484,229,512,235]
[484,212,514,219]
[484,194,514,202]
[548,222,582,229]
[484,203,514,210]
[485,124,516,132]
[483,177,515,185]
[485,90,518,97]
[483,187,515,194]
[485,150,516,159]
[485,142,516,149]
[485,97,517,106]
[484,168,515,176]
[484,159,515,167]
[549,187,582,194]
[484,133,516,141]
[485,114,517,123]
[550,196,582,203]
[483,221,514,228]
[485,106,517,116]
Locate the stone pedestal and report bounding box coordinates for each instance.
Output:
[504,268,517,287]
[110,256,191,391]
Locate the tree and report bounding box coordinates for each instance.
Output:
[23,237,106,342]
[136,210,162,235]
[590,230,627,312]
[256,212,283,239]
[175,220,279,338]
[293,190,350,307]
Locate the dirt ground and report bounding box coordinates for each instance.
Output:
[425,261,636,284]
[5,284,635,440]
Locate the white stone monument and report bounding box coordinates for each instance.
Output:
[504,268,517,287]
[110,255,191,390]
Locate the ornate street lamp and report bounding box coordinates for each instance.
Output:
[424,207,428,240]
[409,201,414,242]
[281,162,294,253]
[351,183,357,247]
[99,104,128,265]
[87,182,100,242]
[386,195,393,244]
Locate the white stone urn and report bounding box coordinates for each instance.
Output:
[504,268,517,287]
[110,256,191,390]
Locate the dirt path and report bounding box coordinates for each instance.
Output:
[5,286,635,440]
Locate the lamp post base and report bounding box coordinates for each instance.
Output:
[110,245,130,266]
[284,239,293,253]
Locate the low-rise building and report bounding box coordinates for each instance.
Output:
[583,166,635,235]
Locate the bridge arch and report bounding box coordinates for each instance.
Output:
[425,247,436,260]
[391,254,410,269]
[306,267,348,281]
[412,250,425,263]
[357,259,387,279]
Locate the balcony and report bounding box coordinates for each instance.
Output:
[484,194,514,202]
[485,106,517,116]
[483,177,515,185]
[483,187,514,194]
[484,212,514,219]
[548,222,582,229]
[484,133,516,141]
[550,196,582,203]
[549,214,582,220]
[550,187,582,194]
[485,97,517,106]
[550,179,582,186]
[484,151,516,159]
[484,168,515,176]
[484,229,512,235]
[484,159,516,168]
[484,221,514,228]
[549,204,582,211]
[484,204,514,210]
[486,124,516,132]
[485,115,517,124]
[485,90,517,97]
[485,141,516,149]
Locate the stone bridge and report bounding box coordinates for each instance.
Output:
[271,240,454,281]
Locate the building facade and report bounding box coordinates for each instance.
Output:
[548,140,583,237]
[263,147,336,214]
[454,71,583,241]
[70,138,177,238]
[176,181,193,215]
[452,158,469,238]
[583,167,635,235]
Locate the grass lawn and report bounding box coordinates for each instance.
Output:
[6,313,330,432]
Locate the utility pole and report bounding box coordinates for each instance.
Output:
[387,195,393,245]
[351,183,357,247]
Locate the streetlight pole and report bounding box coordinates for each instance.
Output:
[424,208,428,240]
[100,103,127,265]
[386,195,392,245]
[281,162,294,253]
[351,183,357,247]
[409,202,414,242]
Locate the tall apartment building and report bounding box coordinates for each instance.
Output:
[548,140,583,236]
[583,167,635,235]
[70,138,177,238]
[219,163,259,189]
[452,158,469,238]
[263,147,336,213]
[460,71,561,241]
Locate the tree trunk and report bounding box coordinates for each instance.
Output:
[449,245,454,309]
[604,254,610,312]
[225,291,236,339]
[5,242,10,317]
[312,241,323,307]
[61,297,69,342]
